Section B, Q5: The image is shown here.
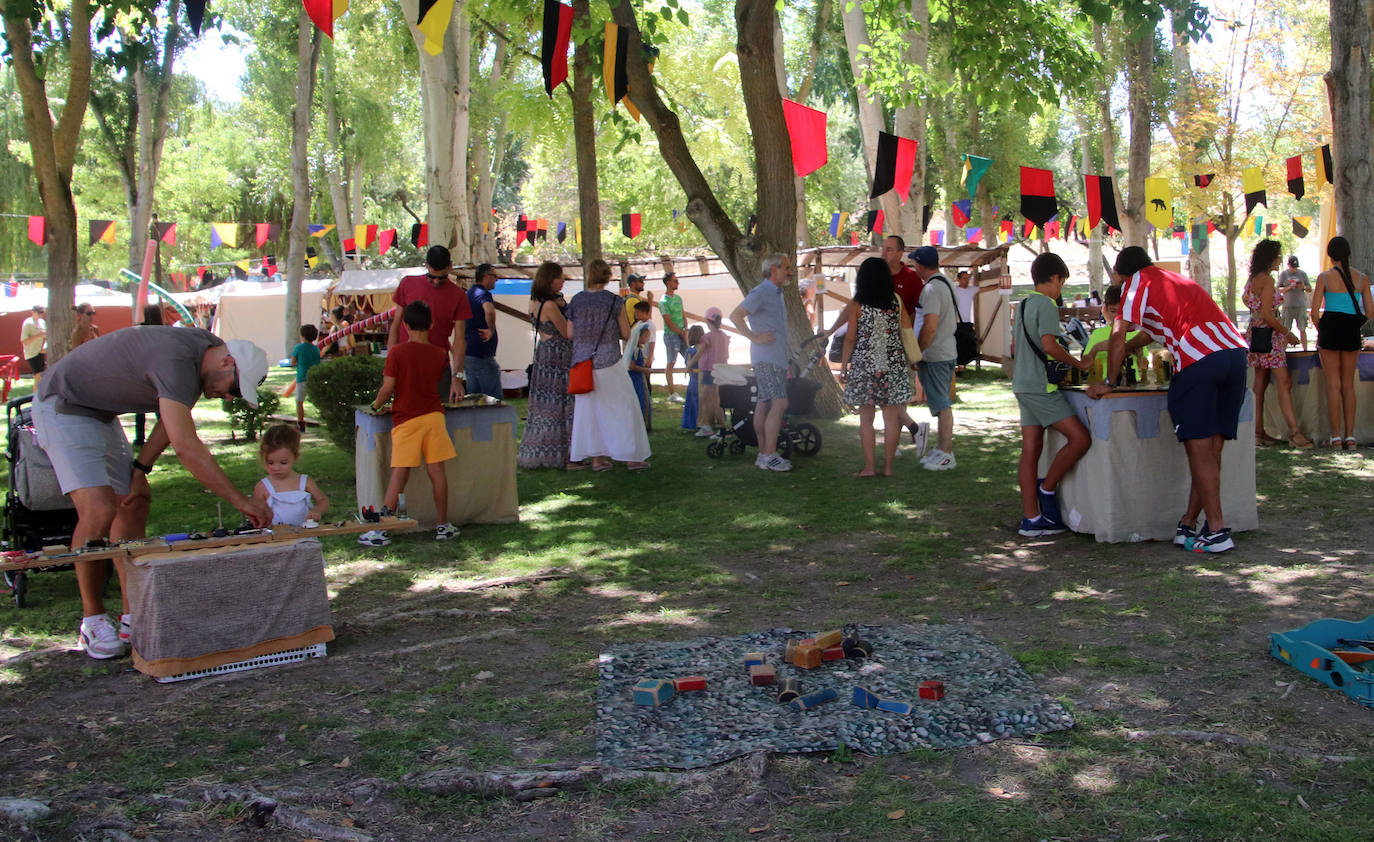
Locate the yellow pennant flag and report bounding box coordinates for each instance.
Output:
[1144,177,1172,230]
[416,0,456,56]
[1242,166,1266,216]
[575,218,582,245]
[236,259,252,273]
[211,222,239,248]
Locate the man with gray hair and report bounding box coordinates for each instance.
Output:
[731,254,793,471]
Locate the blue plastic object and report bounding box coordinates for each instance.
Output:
[1270,614,1374,707]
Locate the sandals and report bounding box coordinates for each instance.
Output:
[627,462,651,472]
[591,461,613,472]
[1344,437,1359,451]
[1326,437,1342,449]
[1288,433,1314,450]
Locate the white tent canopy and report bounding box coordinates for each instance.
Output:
[211,279,335,361]
[332,267,414,296]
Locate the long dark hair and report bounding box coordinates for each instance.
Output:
[1328,236,1355,294]
[1248,239,1282,280]
[854,257,895,308]
[531,261,563,300]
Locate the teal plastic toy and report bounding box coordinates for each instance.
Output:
[1270,615,1374,707]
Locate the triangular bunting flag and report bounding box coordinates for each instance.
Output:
[155,221,176,246]
[929,230,944,246]
[1285,154,1305,199]
[999,219,1014,241]
[1242,166,1266,216]
[870,132,918,203]
[541,0,574,96]
[922,204,932,233]
[866,209,884,235]
[850,232,860,245]
[304,0,349,39]
[604,22,629,108]
[1083,174,1121,232]
[537,218,550,240]
[255,223,271,248]
[308,224,334,237]
[1045,220,1060,240]
[516,215,529,247]
[261,255,278,276]
[622,212,640,239]
[410,223,428,248]
[967,227,983,245]
[1315,144,1332,186]
[27,216,45,247]
[1144,177,1172,230]
[1067,215,1079,237]
[1193,173,1215,188]
[89,220,116,245]
[236,259,252,273]
[379,228,397,255]
[354,224,378,249]
[951,199,971,229]
[829,211,848,238]
[1019,166,1057,226]
[781,99,828,177]
[185,0,207,35]
[415,0,456,56]
[1292,216,1310,238]
[1023,219,1036,239]
[211,223,238,248]
[961,154,993,201]
[557,222,567,243]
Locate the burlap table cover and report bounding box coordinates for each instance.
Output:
[124,538,334,678]
[1262,351,1374,442]
[1039,388,1258,543]
[354,404,519,527]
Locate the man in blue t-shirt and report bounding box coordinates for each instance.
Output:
[730,253,793,472]
[465,263,501,399]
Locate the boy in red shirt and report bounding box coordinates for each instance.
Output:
[363,301,459,544]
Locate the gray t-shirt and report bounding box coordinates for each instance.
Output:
[917,274,958,363]
[1277,269,1310,310]
[39,326,222,421]
[1013,292,1061,394]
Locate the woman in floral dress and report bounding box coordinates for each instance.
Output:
[1244,239,1311,449]
[518,262,584,469]
[840,257,915,477]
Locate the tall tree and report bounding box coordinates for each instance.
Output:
[570,0,603,268]
[1328,0,1373,281]
[285,11,323,352]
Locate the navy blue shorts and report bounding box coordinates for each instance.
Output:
[1167,348,1247,441]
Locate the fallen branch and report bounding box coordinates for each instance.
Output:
[1,645,71,667]
[332,628,521,661]
[1124,729,1357,763]
[456,568,571,592]
[201,785,372,842]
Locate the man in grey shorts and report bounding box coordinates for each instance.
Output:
[1277,256,1310,351]
[731,254,793,472]
[33,326,273,659]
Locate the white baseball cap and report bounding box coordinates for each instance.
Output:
[224,339,268,407]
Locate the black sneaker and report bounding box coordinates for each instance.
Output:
[1174,519,1201,547]
[1018,515,1067,537]
[1190,527,1235,553]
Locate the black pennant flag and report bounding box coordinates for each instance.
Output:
[1193,173,1215,188]
[541,1,574,96]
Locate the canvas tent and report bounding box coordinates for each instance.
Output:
[211,278,335,361]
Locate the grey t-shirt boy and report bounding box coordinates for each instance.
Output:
[917,274,958,363]
[39,326,222,421]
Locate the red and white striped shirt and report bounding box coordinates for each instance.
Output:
[1120,265,1245,371]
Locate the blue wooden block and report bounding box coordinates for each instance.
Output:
[743,651,767,669]
[633,679,675,706]
[851,686,880,709]
[876,698,912,715]
[789,686,839,711]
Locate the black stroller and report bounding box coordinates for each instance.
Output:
[707,336,824,460]
[3,395,80,607]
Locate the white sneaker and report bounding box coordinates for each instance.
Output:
[911,422,930,459]
[695,426,715,437]
[763,453,793,472]
[435,523,460,541]
[357,529,390,547]
[79,614,125,660]
[754,452,769,469]
[922,450,957,471]
[669,393,685,403]
[118,613,132,644]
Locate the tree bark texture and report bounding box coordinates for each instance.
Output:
[891,0,929,242]
[1121,27,1153,249]
[471,36,510,264]
[1329,0,1374,281]
[840,2,901,237]
[286,14,323,356]
[125,0,181,275]
[1168,11,1211,293]
[324,49,359,272]
[1077,119,1103,291]
[773,16,809,250]
[3,0,93,361]
[571,0,602,269]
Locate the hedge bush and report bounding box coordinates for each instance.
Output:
[307,355,385,453]
[221,387,281,442]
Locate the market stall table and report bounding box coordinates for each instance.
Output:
[1039,387,1258,543]
[1261,351,1374,443]
[355,399,519,527]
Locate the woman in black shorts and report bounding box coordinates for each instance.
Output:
[1310,236,1373,449]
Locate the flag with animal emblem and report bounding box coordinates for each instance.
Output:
[354,224,378,249]
[255,223,281,249]
[309,224,334,237]
[185,0,207,35]
[557,222,567,243]
[378,228,397,255]
[410,223,428,248]
[866,209,884,235]
[781,99,828,177]
[1285,154,1305,199]
[960,154,993,201]
[1242,166,1266,216]
[89,220,116,245]
[155,221,176,246]
[515,215,529,247]
[1144,177,1172,230]
[1019,166,1057,226]
[541,0,574,96]
[1083,174,1122,232]
[1292,216,1311,238]
[829,211,848,238]
[415,0,456,56]
[304,0,349,38]
[604,22,629,109]
[950,199,971,228]
[210,223,238,248]
[1315,144,1332,186]
[622,212,641,239]
[27,216,45,246]
[869,132,918,203]
[1193,173,1215,188]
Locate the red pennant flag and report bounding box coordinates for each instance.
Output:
[379,228,397,255]
[1023,219,1036,239]
[27,216,45,246]
[622,213,641,239]
[1193,173,1215,188]
[1207,220,1217,234]
[516,214,529,247]
[781,99,828,177]
[256,223,271,248]
[541,0,574,96]
[866,209,884,234]
[196,265,207,285]
[342,237,358,257]
[410,223,428,248]
[870,132,918,203]
[1019,166,1057,226]
[950,199,971,228]
[1067,215,1079,236]
[967,227,982,244]
[999,219,1014,240]
[155,221,176,246]
[1083,174,1122,232]
[850,231,860,245]
[303,0,345,39]
[1046,219,1061,240]
[1285,154,1305,199]
[360,224,378,248]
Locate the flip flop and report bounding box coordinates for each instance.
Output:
[592,462,613,472]
[1288,434,1314,450]
[627,462,651,471]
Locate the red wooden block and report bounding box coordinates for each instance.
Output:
[821,645,846,661]
[672,675,707,692]
[750,664,777,686]
[918,680,945,700]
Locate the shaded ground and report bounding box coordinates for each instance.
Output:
[2,371,1372,841]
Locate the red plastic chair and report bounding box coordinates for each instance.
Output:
[0,355,20,401]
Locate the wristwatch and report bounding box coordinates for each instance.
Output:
[132,459,153,474]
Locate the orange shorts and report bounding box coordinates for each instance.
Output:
[390,412,456,468]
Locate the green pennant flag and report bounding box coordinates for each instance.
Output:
[961,154,994,201]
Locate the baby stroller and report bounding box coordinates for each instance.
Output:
[3,395,80,607]
[707,336,824,460]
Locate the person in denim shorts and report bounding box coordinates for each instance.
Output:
[731,254,793,472]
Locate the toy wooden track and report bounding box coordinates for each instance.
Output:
[0,518,419,574]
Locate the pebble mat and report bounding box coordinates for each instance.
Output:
[597,624,1075,769]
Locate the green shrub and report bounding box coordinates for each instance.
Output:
[221,387,281,442]
[307,355,385,453]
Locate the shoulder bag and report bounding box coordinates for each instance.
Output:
[568,299,619,395]
[1020,299,1071,385]
[938,277,979,365]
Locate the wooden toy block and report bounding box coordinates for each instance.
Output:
[743,651,767,669]
[794,643,823,669]
[798,637,815,647]
[851,686,880,709]
[815,630,843,649]
[784,640,799,664]
[918,680,945,700]
[789,687,839,711]
[672,676,707,692]
[876,698,913,715]
[749,664,776,686]
[821,645,846,661]
[776,679,802,705]
[633,679,676,706]
[843,638,874,659]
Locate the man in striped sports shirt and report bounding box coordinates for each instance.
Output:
[1087,247,1247,553]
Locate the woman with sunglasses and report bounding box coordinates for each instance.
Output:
[70,304,99,349]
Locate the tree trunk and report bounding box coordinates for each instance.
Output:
[125,0,180,275]
[472,36,510,263]
[1328,0,1374,283]
[772,18,809,249]
[1077,120,1103,291]
[324,48,358,272]
[1169,10,1211,293]
[1220,192,1238,321]
[840,1,901,236]
[286,13,323,355]
[890,0,928,240]
[571,0,602,268]
[1121,27,1153,248]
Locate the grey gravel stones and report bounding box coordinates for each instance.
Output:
[597,624,1074,770]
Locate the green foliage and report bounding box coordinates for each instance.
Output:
[306,354,384,453]
[220,386,281,442]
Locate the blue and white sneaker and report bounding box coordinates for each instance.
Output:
[1175,519,1201,547]
[1019,515,1067,537]
[1037,484,1063,524]
[1190,527,1234,553]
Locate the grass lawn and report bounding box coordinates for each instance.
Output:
[1,365,1372,841]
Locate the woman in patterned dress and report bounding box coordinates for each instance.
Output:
[518,262,584,469]
[840,257,915,477]
[1244,239,1311,449]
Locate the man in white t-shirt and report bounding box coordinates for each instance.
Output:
[20,304,47,384]
[954,271,977,323]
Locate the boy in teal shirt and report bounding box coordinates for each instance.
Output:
[291,324,323,432]
[1013,253,1092,537]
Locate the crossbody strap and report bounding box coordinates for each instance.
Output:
[1020,300,1052,364]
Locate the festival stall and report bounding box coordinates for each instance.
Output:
[0,284,136,374]
[1262,350,1374,443]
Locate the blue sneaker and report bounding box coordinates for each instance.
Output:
[1190,527,1234,553]
[1037,483,1063,524]
[1019,515,1067,537]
